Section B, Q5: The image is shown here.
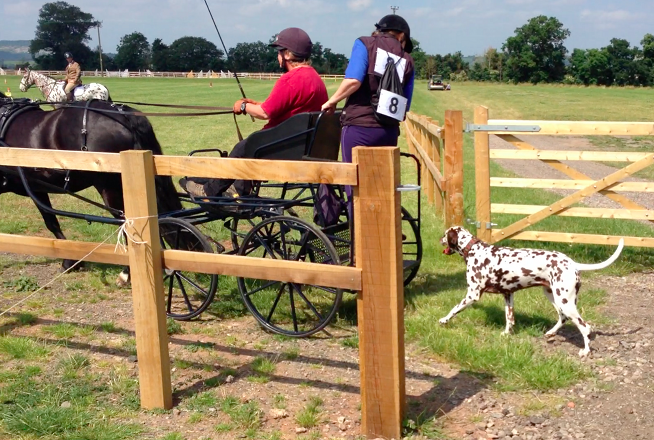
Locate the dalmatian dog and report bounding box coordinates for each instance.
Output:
[439,226,624,357]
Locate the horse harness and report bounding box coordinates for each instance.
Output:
[0,100,96,193]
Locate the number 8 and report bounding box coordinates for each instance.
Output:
[389,97,398,114]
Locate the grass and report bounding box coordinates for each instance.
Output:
[295,396,324,429]
[0,336,50,359]
[219,396,262,432]
[1,77,653,437]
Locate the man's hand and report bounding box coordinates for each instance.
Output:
[234,98,261,114]
[233,99,246,115]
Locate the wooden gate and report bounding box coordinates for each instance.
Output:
[474,106,654,247]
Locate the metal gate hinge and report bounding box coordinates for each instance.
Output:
[465,124,541,133]
[466,218,497,229]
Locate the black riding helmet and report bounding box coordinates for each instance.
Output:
[64,52,73,59]
[375,14,413,53]
[268,27,313,60]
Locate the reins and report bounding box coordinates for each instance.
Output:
[27,99,236,117]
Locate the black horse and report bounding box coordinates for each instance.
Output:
[0,96,186,281]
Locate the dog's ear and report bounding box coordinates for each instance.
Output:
[447,228,459,250]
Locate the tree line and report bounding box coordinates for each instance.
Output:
[27,2,654,86]
[463,16,654,86]
[28,1,348,74]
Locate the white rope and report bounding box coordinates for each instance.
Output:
[114,218,149,253]
[0,215,158,319]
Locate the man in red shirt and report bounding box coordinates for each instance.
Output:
[181,27,328,198]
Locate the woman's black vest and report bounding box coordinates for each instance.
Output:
[341,33,414,128]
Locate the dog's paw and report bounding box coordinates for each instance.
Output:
[578,347,590,358]
[439,318,448,325]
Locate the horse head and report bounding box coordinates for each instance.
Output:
[19,68,33,92]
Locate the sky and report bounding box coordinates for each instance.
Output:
[2,0,653,57]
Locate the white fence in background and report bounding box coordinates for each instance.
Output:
[3,69,345,80]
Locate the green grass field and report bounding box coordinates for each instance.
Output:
[1,76,654,437]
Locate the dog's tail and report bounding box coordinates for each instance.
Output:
[575,238,624,271]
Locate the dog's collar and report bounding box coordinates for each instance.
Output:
[461,237,481,259]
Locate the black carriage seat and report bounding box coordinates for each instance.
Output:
[243,110,342,162]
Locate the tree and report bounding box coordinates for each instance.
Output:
[29,1,99,70]
[569,48,611,85]
[409,38,427,79]
[114,32,151,70]
[321,48,348,74]
[604,38,639,86]
[641,34,654,85]
[502,15,570,83]
[151,38,170,72]
[228,41,277,72]
[166,37,225,72]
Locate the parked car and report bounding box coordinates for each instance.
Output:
[428,74,445,91]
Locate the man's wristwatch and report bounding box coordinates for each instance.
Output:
[240,101,247,115]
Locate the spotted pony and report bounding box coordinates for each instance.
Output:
[19,68,111,102]
[439,226,624,357]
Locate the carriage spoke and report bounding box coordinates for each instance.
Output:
[176,272,210,296]
[265,284,287,323]
[174,273,196,312]
[244,280,279,296]
[289,285,299,333]
[166,277,175,313]
[292,284,324,320]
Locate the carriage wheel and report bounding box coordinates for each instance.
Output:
[237,216,343,337]
[158,218,218,320]
[402,206,422,285]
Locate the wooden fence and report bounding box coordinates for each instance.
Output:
[474,105,654,247]
[0,146,406,439]
[404,110,464,227]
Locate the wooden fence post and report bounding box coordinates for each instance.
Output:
[120,150,172,410]
[474,106,492,242]
[353,146,405,440]
[444,110,464,227]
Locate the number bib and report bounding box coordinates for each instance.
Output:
[376,89,407,122]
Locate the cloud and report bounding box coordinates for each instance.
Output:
[580,9,640,30]
[3,1,39,17]
[347,0,372,12]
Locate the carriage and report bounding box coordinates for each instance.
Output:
[0,97,422,338]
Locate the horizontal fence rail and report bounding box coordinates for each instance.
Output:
[0,148,358,185]
[488,119,654,136]
[475,105,654,247]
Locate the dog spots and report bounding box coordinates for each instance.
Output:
[521,268,533,276]
[562,298,568,304]
[577,318,587,327]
